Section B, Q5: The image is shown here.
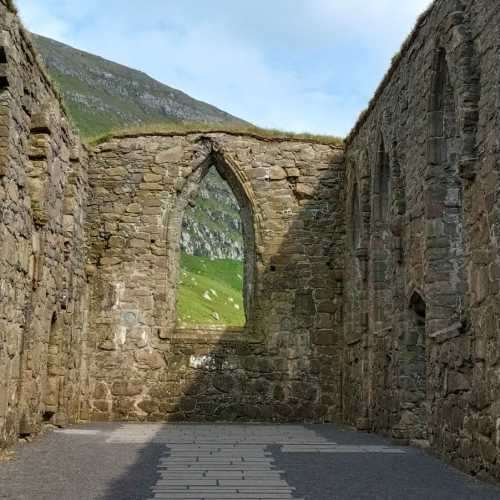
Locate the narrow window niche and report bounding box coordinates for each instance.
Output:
[176,166,246,329]
[44,312,61,420]
[403,291,428,439]
[352,183,361,251]
[376,137,390,223]
[427,48,467,331]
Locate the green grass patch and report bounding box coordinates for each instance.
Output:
[6,0,17,13]
[87,122,344,147]
[177,253,245,328]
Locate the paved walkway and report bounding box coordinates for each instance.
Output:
[1,423,499,499]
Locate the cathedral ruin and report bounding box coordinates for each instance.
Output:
[1,0,499,484]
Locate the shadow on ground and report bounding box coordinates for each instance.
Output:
[102,430,164,500]
[271,425,500,500]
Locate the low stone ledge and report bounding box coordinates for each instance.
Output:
[428,322,463,344]
[170,327,263,345]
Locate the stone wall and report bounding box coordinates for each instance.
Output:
[87,133,345,422]
[0,1,90,447]
[343,0,500,482]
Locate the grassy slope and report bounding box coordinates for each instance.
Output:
[177,254,245,328]
[32,34,248,140]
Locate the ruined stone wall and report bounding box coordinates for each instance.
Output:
[0,1,90,447]
[3,0,500,486]
[344,0,500,482]
[87,133,344,422]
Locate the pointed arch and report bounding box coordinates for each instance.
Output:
[165,145,258,333]
[351,182,361,251]
[409,290,427,320]
[213,151,257,320]
[425,48,467,334]
[371,131,393,325]
[397,289,428,439]
[429,48,459,167]
[374,134,391,223]
[44,311,61,422]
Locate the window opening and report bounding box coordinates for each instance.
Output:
[177,167,245,328]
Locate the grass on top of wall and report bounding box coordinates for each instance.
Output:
[5,0,17,13]
[87,122,345,147]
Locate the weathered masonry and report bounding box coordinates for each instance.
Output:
[1,0,500,485]
[87,134,344,423]
[343,0,500,479]
[0,1,90,447]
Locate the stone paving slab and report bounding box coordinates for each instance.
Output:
[1,423,500,499]
[147,438,300,500]
[103,423,406,500]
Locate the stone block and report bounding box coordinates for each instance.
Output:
[295,182,315,199]
[30,112,52,134]
[285,167,300,178]
[143,173,162,183]
[125,203,142,214]
[129,238,150,248]
[155,146,183,163]
[137,399,158,415]
[269,166,287,180]
[446,371,470,394]
[134,350,165,370]
[317,300,336,313]
[312,331,334,346]
[295,291,314,315]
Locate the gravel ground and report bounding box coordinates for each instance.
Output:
[0,423,499,500]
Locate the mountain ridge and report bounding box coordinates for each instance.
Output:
[32,33,249,139]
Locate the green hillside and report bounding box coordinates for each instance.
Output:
[177,254,245,328]
[32,34,248,139]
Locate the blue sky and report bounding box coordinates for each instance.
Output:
[16,0,430,137]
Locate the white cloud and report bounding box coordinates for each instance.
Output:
[15,0,431,136]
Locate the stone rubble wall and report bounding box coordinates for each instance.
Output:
[344,0,500,482]
[88,133,345,423]
[0,1,90,447]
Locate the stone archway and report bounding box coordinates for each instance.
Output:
[44,311,61,423]
[164,144,259,334]
[425,47,467,337]
[371,133,392,326]
[397,289,428,440]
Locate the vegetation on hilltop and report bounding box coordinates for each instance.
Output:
[6,0,17,13]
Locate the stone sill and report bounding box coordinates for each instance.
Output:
[373,326,392,337]
[171,327,263,345]
[428,322,463,344]
[346,335,362,346]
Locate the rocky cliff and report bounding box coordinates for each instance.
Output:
[181,169,243,261]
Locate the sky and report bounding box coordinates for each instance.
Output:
[15,0,431,137]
